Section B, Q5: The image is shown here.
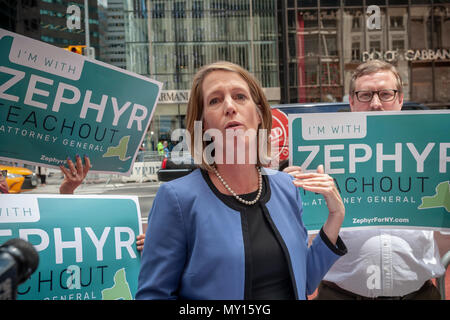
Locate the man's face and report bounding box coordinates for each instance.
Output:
[349,71,403,112]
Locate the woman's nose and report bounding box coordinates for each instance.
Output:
[224,95,237,115]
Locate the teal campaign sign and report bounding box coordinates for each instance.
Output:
[289,111,450,232]
[0,29,162,175]
[0,194,142,300]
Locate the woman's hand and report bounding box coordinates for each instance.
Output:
[136,234,146,251]
[283,165,303,177]
[59,155,91,194]
[285,165,345,244]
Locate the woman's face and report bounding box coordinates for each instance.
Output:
[202,70,261,132]
[201,70,262,163]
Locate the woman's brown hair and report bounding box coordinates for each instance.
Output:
[185,61,273,171]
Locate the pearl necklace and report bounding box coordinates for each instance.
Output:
[212,166,262,205]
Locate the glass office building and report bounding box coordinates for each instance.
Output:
[0,0,101,56]
[278,0,450,108]
[122,0,449,150]
[123,0,279,148]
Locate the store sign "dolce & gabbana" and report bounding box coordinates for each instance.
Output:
[362,48,450,62]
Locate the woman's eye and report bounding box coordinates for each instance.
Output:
[209,97,219,105]
[235,94,247,101]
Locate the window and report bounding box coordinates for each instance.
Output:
[433,6,450,48]
[392,40,404,50]
[302,10,318,29]
[193,45,204,69]
[175,49,188,70]
[193,1,203,18]
[152,2,164,19]
[410,7,432,50]
[435,63,450,103]
[175,27,187,42]
[304,35,319,56]
[412,65,433,102]
[218,46,229,61]
[173,1,186,19]
[193,27,204,42]
[321,10,337,29]
[352,16,361,30]
[369,40,381,52]
[390,16,404,29]
[352,42,361,61]
[323,35,338,56]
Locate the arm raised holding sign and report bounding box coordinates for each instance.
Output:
[59,154,91,195]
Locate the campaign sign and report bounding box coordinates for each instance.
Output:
[289,111,450,232]
[0,194,142,300]
[0,29,162,175]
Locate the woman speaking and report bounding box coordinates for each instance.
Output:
[136,61,347,300]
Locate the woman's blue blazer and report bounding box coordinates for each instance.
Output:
[136,168,346,300]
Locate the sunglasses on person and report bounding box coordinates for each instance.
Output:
[354,89,398,102]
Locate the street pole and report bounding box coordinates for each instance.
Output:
[84,0,90,49]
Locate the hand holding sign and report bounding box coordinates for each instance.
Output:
[59,154,91,194]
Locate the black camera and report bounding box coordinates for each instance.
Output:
[0,238,39,300]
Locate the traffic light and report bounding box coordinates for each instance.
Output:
[65,45,86,55]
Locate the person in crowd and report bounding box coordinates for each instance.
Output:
[36,166,48,185]
[136,61,347,300]
[162,140,170,158]
[285,60,445,300]
[0,169,8,194]
[157,141,164,156]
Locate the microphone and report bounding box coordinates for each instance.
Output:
[0,238,39,300]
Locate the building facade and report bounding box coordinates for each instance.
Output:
[1,0,101,56]
[277,0,450,108]
[124,0,449,151]
[2,0,449,153]
[101,0,126,68]
[123,0,280,150]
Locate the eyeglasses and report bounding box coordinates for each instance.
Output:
[354,89,398,102]
[0,170,7,181]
